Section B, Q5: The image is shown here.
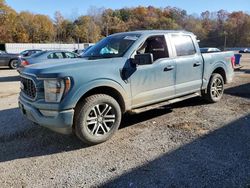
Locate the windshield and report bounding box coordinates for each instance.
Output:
[82,33,141,59]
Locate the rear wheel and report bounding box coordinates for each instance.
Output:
[74,94,122,145]
[9,59,18,69]
[202,73,224,103]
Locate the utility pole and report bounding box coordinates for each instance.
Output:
[224,31,228,51]
[106,23,109,37]
[77,37,80,50]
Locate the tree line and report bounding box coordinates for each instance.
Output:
[1,0,250,48]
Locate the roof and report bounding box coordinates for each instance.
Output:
[42,50,74,53]
[110,30,193,36]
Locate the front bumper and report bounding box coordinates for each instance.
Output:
[19,97,74,134]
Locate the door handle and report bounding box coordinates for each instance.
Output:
[193,62,202,67]
[164,65,174,71]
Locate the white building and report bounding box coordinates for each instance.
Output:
[0,43,94,53]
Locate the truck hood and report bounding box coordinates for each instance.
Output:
[22,58,116,78]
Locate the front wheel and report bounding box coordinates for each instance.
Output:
[74,94,122,145]
[202,73,224,103]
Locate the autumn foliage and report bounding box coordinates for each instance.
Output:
[0,0,250,48]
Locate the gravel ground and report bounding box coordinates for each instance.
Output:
[0,54,249,188]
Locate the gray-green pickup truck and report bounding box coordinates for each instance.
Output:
[19,30,234,145]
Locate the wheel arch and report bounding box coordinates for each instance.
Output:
[71,78,130,114]
[202,64,227,93]
[212,67,226,83]
[8,58,18,68]
[77,86,127,113]
[9,58,18,64]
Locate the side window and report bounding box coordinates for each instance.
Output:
[65,52,77,58]
[56,52,64,59]
[47,53,53,59]
[137,35,169,61]
[172,35,196,56]
[48,52,64,59]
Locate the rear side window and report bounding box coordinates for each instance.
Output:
[172,35,196,56]
[64,52,77,58]
[48,52,64,59]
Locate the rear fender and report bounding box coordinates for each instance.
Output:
[202,61,228,90]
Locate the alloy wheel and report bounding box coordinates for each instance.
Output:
[211,77,223,99]
[86,103,116,136]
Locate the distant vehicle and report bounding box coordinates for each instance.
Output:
[0,50,19,69]
[17,50,80,73]
[18,50,79,69]
[239,48,250,53]
[0,49,44,69]
[19,30,235,145]
[200,48,221,53]
[20,49,42,57]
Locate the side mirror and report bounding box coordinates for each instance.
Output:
[132,53,153,65]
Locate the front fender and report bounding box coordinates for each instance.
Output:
[69,78,130,110]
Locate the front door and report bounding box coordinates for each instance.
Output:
[130,35,176,108]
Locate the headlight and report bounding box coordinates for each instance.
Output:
[44,77,71,103]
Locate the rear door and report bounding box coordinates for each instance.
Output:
[130,35,176,108]
[170,34,203,96]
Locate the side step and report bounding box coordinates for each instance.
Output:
[131,92,201,114]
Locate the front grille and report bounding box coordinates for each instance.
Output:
[20,76,37,99]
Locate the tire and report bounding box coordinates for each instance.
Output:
[9,59,18,69]
[74,94,122,145]
[202,73,224,103]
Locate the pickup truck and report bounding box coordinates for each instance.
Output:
[18,30,234,145]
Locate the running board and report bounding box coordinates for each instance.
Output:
[131,92,201,114]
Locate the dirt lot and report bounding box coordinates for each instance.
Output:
[0,54,249,188]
